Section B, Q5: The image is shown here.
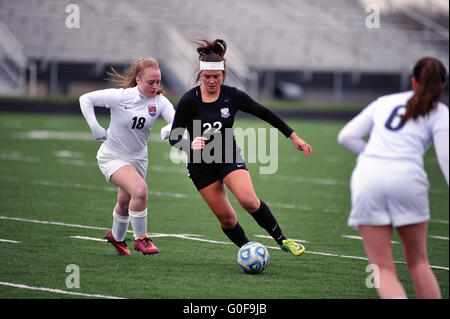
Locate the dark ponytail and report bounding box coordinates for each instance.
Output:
[194,39,227,83]
[403,57,447,121]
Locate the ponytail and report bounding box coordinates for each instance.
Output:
[403,57,446,121]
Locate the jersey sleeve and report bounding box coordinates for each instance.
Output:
[79,90,109,139]
[337,99,376,154]
[234,89,294,138]
[431,104,449,186]
[79,89,112,128]
[431,103,449,135]
[433,130,449,186]
[169,94,193,152]
[159,95,176,124]
[103,88,125,109]
[79,89,109,108]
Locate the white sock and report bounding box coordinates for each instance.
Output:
[112,210,129,242]
[129,209,148,240]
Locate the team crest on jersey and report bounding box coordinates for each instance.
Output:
[148,105,157,117]
[220,108,230,118]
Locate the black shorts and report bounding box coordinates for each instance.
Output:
[187,161,248,191]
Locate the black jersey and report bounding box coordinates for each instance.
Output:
[169,85,294,164]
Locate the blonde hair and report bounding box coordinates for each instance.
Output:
[107,58,164,94]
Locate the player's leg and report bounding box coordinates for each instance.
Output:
[110,164,158,254]
[359,225,407,298]
[396,222,441,299]
[198,180,249,247]
[110,164,148,212]
[110,187,131,240]
[114,186,131,216]
[223,169,304,256]
[104,186,132,256]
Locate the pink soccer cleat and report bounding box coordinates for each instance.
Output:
[134,235,160,255]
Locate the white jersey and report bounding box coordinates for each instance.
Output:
[81,86,175,158]
[339,91,449,169]
[339,91,449,228]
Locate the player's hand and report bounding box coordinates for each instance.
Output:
[191,137,208,150]
[91,124,107,140]
[290,132,312,158]
[160,123,172,140]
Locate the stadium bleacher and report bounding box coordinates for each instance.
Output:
[0,0,448,101]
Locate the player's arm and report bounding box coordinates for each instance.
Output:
[337,103,374,154]
[236,89,311,158]
[160,96,176,140]
[168,96,193,152]
[433,130,449,186]
[430,105,449,186]
[79,90,108,140]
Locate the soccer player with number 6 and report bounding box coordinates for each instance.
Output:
[79,58,175,256]
[338,57,449,298]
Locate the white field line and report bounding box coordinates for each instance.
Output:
[257,174,448,195]
[54,150,84,158]
[70,235,107,242]
[0,215,109,231]
[342,235,400,244]
[0,281,126,299]
[0,176,188,199]
[429,235,449,241]
[2,149,448,202]
[430,219,449,225]
[0,238,21,244]
[0,176,328,213]
[1,175,448,225]
[0,172,345,215]
[253,234,310,243]
[67,234,449,271]
[1,215,447,271]
[0,151,40,162]
[71,234,232,246]
[343,234,449,241]
[2,136,448,195]
[15,130,165,142]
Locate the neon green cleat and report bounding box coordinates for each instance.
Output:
[281,239,305,257]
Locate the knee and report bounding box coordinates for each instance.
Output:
[406,258,429,274]
[219,214,238,230]
[239,197,260,213]
[116,199,129,212]
[132,183,148,203]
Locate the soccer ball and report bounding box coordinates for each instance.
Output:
[237,241,269,274]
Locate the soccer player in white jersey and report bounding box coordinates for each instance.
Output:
[338,57,448,299]
[79,58,175,256]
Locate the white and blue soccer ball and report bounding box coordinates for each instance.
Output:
[237,241,269,274]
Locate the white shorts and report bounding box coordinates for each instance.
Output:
[96,143,148,183]
[348,156,430,229]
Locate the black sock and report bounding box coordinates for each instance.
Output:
[251,200,286,245]
[221,222,249,248]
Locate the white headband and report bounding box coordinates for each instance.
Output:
[199,60,225,71]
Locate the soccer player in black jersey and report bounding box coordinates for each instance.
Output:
[169,39,312,256]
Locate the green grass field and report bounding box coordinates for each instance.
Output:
[0,112,448,300]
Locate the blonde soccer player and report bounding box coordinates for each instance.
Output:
[79,58,175,256]
[338,57,448,298]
